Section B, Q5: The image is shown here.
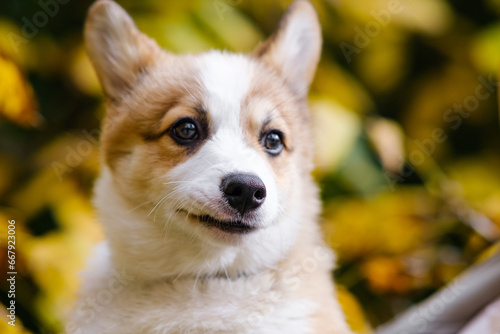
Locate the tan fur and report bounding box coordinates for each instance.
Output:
[100,55,203,170]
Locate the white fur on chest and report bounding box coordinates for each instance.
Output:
[70,243,315,334]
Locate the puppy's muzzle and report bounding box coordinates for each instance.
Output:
[221,173,266,216]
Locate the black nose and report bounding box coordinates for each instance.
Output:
[221,173,266,215]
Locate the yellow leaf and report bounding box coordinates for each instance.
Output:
[323,189,428,260]
[195,1,264,52]
[361,257,412,293]
[312,61,373,114]
[339,0,452,35]
[0,155,16,197]
[355,28,407,93]
[0,20,33,68]
[135,14,214,53]
[471,23,500,75]
[311,99,361,174]
[9,167,58,219]
[25,180,103,327]
[475,242,500,263]
[68,45,101,96]
[447,158,500,231]
[337,286,373,334]
[0,55,39,127]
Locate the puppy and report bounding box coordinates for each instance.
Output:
[69,0,353,333]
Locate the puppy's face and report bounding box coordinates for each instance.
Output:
[85,0,321,269]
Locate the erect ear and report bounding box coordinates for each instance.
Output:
[254,0,322,98]
[84,0,161,99]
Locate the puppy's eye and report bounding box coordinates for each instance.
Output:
[175,122,197,139]
[170,118,200,144]
[262,130,284,156]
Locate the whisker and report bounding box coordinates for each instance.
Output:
[181,81,197,102]
[153,188,187,222]
[148,186,185,218]
[193,270,201,291]
[126,200,152,214]
[148,193,171,217]
[162,180,192,185]
[172,263,191,284]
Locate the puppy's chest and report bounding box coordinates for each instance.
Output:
[101,275,316,334]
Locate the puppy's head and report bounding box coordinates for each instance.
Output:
[86,0,321,277]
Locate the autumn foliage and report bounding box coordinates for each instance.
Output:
[0,0,499,333]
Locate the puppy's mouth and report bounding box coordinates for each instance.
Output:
[197,215,257,234]
[184,211,257,234]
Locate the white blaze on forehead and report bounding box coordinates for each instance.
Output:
[197,51,253,128]
[194,51,265,177]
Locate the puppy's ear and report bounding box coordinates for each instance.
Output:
[84,0,160,99]
[254,0,321,99]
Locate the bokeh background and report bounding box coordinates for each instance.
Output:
[1,0,500,333]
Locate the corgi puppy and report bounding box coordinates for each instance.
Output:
[69,0,353,333]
